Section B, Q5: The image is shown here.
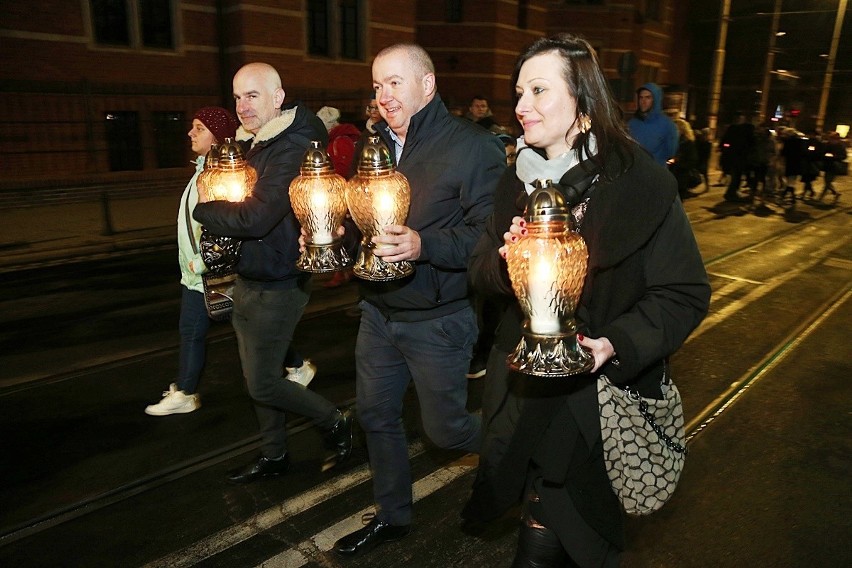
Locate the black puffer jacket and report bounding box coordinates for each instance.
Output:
[194,102,327,286]
[362,94,506,321]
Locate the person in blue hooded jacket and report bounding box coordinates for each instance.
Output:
[627,83,678,166]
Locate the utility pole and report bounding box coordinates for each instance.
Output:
[758,0,783,124]
[707,0,731,140]
[816,0,848,133]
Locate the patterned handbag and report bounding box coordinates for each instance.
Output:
[597,363,688,516]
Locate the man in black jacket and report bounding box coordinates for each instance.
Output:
[333,44,506,557]
[194,62,352,484]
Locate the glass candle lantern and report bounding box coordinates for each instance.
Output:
[195,143,219,198]
[505,179,594,377]
[206,138,257,202]
[344,136,414,281]
[289,141,353,273]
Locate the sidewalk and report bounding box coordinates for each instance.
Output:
[1,171,848,273]
[0,193,179,273]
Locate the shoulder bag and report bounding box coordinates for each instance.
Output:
[184,196,239,321]
[597,361,688,516]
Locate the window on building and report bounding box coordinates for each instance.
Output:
[645,0,662,22]
[153,112,185,168]
[446,0,463,23]
[91,0,130,46]
[339,0,363,60]
[140,0,174,49]
[308,0,364,60]
[105,112,143,171]
[90,0,174,49]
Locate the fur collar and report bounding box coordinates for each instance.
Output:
[235,108,297,147]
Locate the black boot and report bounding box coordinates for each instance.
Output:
[323,409,354,471]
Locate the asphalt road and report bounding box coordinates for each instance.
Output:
[0,185,850,567]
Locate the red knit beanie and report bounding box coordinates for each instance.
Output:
[193,106,239,143]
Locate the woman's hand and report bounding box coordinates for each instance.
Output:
[577,334,616,373]
[498,216,527,259]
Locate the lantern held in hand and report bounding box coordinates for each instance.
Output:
[505,179,593,377]
[289,141,353,273]
[345,136,414,281]
[206,138,257,202]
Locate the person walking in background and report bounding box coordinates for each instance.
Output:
[800,131,823,200]
[194,62,353,483]
[719,112,755,202]
[462,34,710,567]
[820,131,846,201]
[363,96,382,135]
[331,43,505,557]
[316,106,360,178]
[465,94,499,130]
[695,127,713,191]
[747,124,776,205]
[669,116,699,199]
[627,83,678,166]
[779,128,804,203]
[145,107,239,417]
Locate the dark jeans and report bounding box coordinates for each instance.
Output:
[356,301,482,525]
[177,286,211,394]
[232,278,338,458]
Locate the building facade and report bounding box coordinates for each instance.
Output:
[0,0,687,186]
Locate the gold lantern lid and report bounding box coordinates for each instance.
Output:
[300,140,335,174]
[203,144,220,168]
[524,179,570,224]
[356,135,395,174]
[216,138,247,171]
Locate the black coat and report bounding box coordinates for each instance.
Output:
[463,146,710,549]
[360,94,506,321]
[194,102,327,285]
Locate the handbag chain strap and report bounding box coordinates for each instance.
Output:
[623,386,688,455]
[619,361,688,455]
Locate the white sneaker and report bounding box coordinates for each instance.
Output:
[286,360,317,387]
[145,383,200,416]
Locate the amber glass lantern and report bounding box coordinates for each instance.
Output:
[289,141,353,273]
[206,138,257,202]
[195,143,219,197]
[345,136,414,281]
[505,179,593,377]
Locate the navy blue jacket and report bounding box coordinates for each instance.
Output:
[194,102,327,286]
[362,94,506,321]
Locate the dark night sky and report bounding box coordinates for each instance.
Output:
[686,0,851,131]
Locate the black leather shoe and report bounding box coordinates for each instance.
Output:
[334,517,410,556]
[323,409,353,468]
[226,453,289,484]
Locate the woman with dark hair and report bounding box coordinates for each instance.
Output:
[462,34,710,567]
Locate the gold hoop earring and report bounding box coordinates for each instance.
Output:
[578,113,592,134]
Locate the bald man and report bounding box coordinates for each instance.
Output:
[332,44,505,557]
[194,62,353,483]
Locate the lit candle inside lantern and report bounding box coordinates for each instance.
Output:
[373,189,396,249]
[310,189,333,244]
[374,190,395,227]
[527,256,560,334]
